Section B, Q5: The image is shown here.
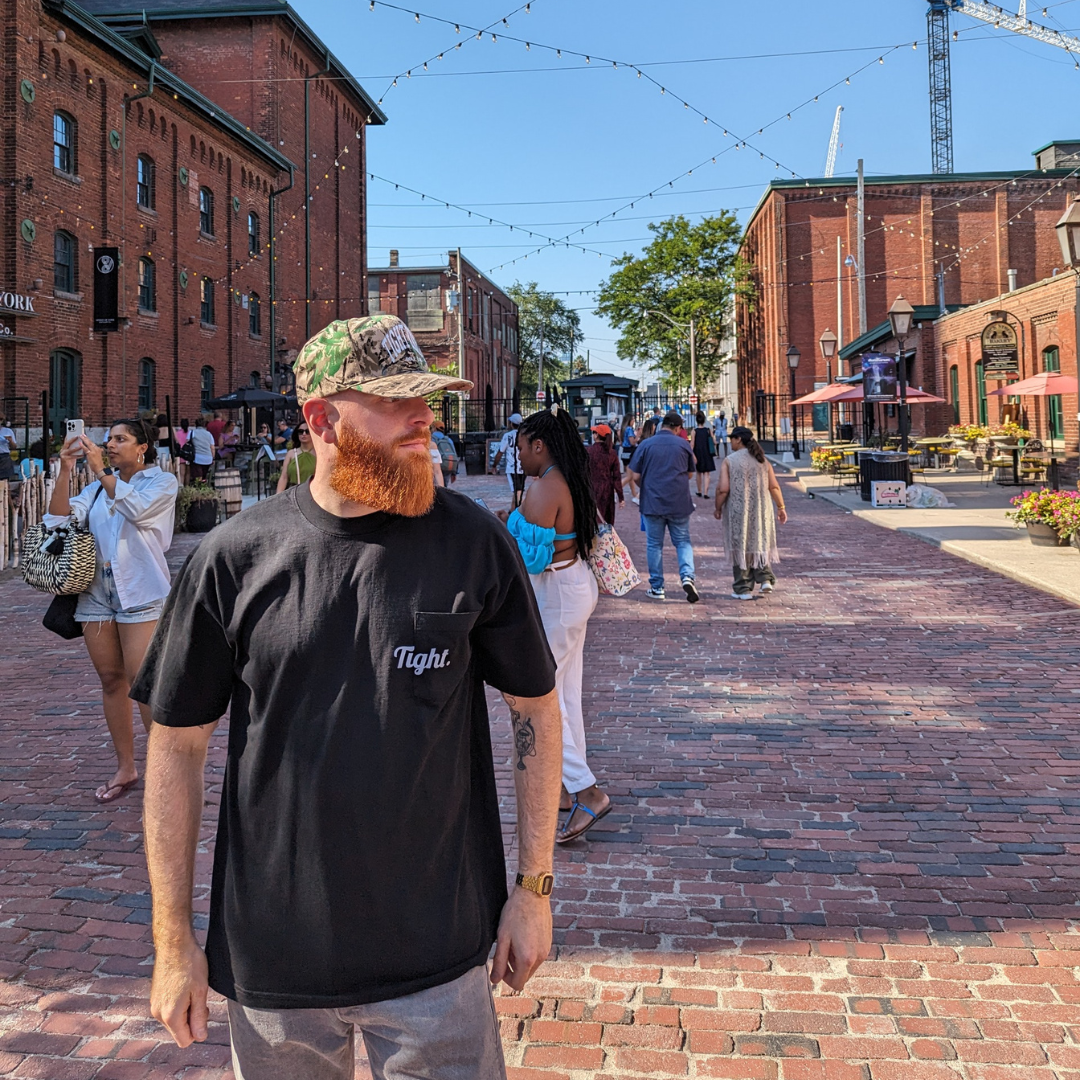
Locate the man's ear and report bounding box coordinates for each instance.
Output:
[304,398,338,445]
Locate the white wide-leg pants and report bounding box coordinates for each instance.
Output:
[529,559,599,793]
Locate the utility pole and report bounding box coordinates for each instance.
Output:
[857,158,867,336]
[537,322,544,401]
[689,317,697,397]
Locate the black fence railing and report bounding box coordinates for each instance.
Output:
[439,396,542,436]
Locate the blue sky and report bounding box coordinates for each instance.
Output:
[306,0,1080,378]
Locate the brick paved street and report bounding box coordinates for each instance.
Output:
[2,474,1079,1079]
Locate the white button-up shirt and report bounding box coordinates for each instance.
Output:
[44,466,179,610]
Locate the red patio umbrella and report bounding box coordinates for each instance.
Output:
[827,385,946,403]
[986,372,1079,397]
[790,383,855,406]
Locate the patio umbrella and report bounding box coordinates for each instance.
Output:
[790,383,855,406]
[827,385,946,403]
[205,387,290,409]
[986,372,1079,397]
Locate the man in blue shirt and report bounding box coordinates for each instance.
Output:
[627,411,699,602]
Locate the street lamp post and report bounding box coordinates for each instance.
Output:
[642,309,697,403]
[887,295,915,454]
[819,328,838,441]
[786,344,801,459]
[1055,197,1080,460]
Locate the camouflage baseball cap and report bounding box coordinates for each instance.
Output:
[293,314,473,402]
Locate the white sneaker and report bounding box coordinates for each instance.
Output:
[759,582,774,593]
[631,497,640,505]
[731,592,754,601]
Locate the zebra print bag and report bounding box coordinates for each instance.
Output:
[21,488,101,595]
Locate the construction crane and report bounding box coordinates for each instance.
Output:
[928,1,1080,174]
[824,105,844,177]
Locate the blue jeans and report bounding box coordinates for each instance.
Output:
[643,514,695,591]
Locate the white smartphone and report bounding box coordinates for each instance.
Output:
[65,418,85,442]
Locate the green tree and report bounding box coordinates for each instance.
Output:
[507,282,582,397]
[595,214,749,391]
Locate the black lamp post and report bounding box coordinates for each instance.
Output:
[819,328,838,441]
[786,345,801,459]
[887,296,915,453]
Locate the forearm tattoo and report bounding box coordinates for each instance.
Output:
[507,697,537,772]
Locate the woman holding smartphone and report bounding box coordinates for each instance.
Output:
[45,419,178,802]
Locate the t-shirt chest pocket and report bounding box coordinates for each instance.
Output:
[395,610,480,708]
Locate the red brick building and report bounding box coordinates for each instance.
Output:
[930,273,1079,451]
[737,153,1080,426]
[81,0,386,391]
[1,0,382,435]
[368,250,521,403]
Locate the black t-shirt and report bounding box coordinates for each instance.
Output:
[131,483,556,1010]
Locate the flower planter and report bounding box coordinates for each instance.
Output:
[1025,521,1064,547]
[185,499,220,533]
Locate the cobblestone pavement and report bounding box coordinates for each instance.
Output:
[1,474,1078,1079]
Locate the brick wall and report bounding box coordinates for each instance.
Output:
[738,173,1080,419]
[145,16,373,372]
[0,0,282,426]
[929,273,1079,451]
[369,254,521,398]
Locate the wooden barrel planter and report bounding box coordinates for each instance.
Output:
[214,467,243,518]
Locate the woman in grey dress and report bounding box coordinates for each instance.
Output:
[713,426,787,600]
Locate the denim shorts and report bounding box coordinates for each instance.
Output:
[75,563,164,624]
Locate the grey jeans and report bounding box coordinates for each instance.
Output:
[228,965,506,1080]
[733,564,776,594]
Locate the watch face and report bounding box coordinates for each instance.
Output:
[540,874,553,896]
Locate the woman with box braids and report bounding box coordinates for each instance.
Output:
[506,405,609,842]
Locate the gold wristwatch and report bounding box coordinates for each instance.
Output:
[515,871,554,897]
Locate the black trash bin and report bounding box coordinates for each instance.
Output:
[839,423,855,442]
[859,451,911,502]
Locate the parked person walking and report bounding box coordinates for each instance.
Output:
[45,418,178,802]
[619,416,638,503]
[187,417,215,481]
[586,423,624,525]
[431,420,459,486]
[505,405,608,844]
[493,412,526,507]
[714,426,787,600]
[137,315,563,1077]
[692,411,717,499]
[627,410,699,603]
[0,416,17,481]
[275,422,316,493]
[713,411,729,457]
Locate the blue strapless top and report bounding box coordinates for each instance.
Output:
[507,509,577,573]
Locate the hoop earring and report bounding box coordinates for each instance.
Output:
[138,451,145,465]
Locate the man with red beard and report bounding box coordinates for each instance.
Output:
[133,314,563,1080]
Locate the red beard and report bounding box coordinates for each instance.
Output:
[328,423,435,517]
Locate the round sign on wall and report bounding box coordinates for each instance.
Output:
[96,254,116,275]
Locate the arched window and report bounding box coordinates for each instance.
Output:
[137,154,155,209]
[138,257,155,311]
[200,365,215,406]
[1044,346,1064,440]
[949,365,960,425]
[53,111,75,174]
[199,187,214,235]
[200,277,215,325]
[54,230,76,293]
[247,212,260,256]
[248,291,261,336]
[138,358,156,411]
[249,369,261,388]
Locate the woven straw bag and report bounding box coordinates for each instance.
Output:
[21,519,98,595]
[587,522,640,597]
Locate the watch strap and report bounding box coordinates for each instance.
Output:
[515,871,554,897]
